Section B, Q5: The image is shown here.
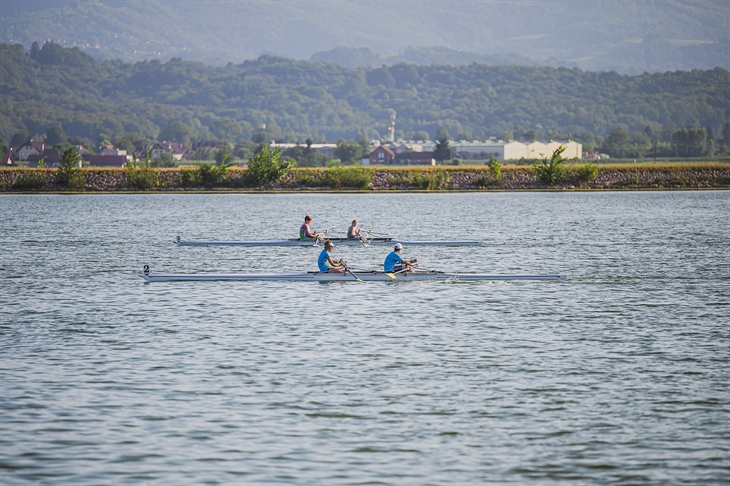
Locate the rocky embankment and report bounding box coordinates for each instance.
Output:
[1,165,729,192]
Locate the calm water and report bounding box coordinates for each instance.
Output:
[1,191,728,485]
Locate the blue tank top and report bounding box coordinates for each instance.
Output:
[383,251,403,272]
[318,249,331,272]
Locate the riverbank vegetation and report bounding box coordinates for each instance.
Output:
[2,162,728,193]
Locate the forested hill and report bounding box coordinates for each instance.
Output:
[1,42,728,147]
[1,0,727,74]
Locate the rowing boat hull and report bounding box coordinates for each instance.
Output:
[141,269,566,282]
[174,237,482,247]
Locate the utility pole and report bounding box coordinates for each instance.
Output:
[388,111,396,143]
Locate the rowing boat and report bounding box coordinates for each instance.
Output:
[141,266,566,282]
[173,236,482,247]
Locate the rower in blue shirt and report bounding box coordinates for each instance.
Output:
[384,243,416,273]
[318,240,346,273]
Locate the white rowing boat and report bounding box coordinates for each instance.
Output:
[141,266,566,282]
[173,236,482,247]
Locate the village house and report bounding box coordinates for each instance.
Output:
[89,155,127,167]
[394,151,436,165]
[151,142,187,161]
[89,145,132,167]
[2,153,16,166]
[100,145,127,156]
[361,145,395,165]
[27,154,61,168]
[15,140,48,161]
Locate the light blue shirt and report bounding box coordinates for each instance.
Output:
[383,251,403,272]
[318,249,331,272]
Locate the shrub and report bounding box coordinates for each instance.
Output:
[532,145,567,185]
[290,170,319,187]
[180,162,230,188]
[57,146,84,190]
[181,168,197,187]
[125,162,160,189]
[196,163,229,187]
[577,163,599,182]
[321,166,372,189]
[245,146,293,186]
[12,172,49,190]
[409,169,450,190]
[490,158,502,181]
[66,171,86,191]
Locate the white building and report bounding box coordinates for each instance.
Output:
[451,140,582,161]
[527,141,582,160]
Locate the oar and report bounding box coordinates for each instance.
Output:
[342,262,365,283]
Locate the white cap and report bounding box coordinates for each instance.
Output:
[394,243,403,250]
[326,240,335,248]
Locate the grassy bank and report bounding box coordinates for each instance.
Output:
[2,163,729,192]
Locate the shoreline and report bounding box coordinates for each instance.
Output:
[2,164,729,193]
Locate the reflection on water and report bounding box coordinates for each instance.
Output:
[1,192,728,484]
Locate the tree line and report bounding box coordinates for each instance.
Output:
[1,41,729,164]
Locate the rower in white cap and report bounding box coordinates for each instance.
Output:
[383,242,417,273]
[318,239,346,273]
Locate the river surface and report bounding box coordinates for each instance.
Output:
[1,191,728,485]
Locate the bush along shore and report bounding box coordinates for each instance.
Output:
[1,163,729,193]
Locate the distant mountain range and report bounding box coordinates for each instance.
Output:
[1,0,728,74]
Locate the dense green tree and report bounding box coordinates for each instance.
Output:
[642,126,654,141]
[234,140,257,161]
[606,127,630,158]
[10,130,30,147]
[721,122,730,146]
[154,152,176,167]
[45,125,67,145]
[334,139,362,165]
[435,127,451,140]
[58,146,84,190]
[671,126,707,157]
[211,118,243,142]
[433,137,452,163]
[29,41,40,60]
[413,131,430,141]
[358,137,371,157]
[159,121,196,144]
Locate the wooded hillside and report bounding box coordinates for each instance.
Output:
[1,42,728,151]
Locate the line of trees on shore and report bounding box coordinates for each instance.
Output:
[1,42,729,166]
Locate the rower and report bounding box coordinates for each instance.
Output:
[384,243,416,273]
[300,215,322,241]
[318,240,346,273]
[347,219,362,239]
